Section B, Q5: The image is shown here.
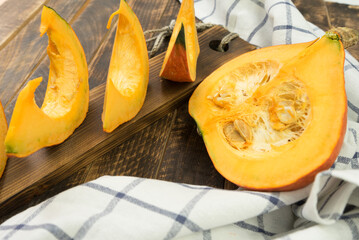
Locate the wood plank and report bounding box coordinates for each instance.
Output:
[224,181,238,190]
[0,0,45,49]
[293,0,330,31]
[131,0,181,55]
[0,0,88,120]
[131,0,180,32]
[0,26,255,216]
[325,2,359,59]
[156,102,225,188]
[84,111,175,183]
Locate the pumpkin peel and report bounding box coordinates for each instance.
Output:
[0,102,7,178]
[189,28,355,191]
[5,6,89,157]
[159,0,199,82]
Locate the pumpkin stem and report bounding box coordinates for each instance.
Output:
[327,27,359,49]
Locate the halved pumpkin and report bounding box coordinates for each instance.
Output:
[102,0,149,133]
[0,102,7,178]
[189,29,353,191]
[5,6,89,157]
[159,0,199,82]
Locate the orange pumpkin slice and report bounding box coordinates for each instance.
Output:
[102,0,149,133]
[0,102,7,178]
[189,29,351,191]
[5,6,89,157]
[159,0,199,82]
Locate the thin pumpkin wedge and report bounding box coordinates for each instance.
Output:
[189,28,357,191]
[5,6,89,157]
[0,102,7,178]
[102,0,149,133]
[159,0,199,82]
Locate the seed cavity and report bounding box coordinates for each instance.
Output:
[220,77,310,152]
[210,60,311,152]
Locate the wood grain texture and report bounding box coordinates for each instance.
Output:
[0,0,88,121]
[326,2,359,59]
[131,0,180,32]
[131,0,181,55]
[0,0,45,49]
[84,111,175,183]
[293,0,330,31]
[157,102,225,188]
[224,181,239,190]
[0,26,255,217]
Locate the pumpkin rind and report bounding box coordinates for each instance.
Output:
[0,102,7,178]
[189,34,347,191]
[159,0,199,82]
[102,0,149,133]
[4,6,89,157]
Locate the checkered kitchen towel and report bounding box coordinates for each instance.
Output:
[1,0,359,239]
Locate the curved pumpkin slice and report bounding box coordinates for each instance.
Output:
[159,0,199,82]
[102,0,149,133]
[5,6,89,157]
[0,102,7,178]
[189,29,351,191]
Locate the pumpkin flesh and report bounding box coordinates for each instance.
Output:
[159,0,199,82]
[5,6,89,157]
[102,0,149,133]
[189,34,346,191]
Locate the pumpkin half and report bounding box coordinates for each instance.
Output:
[159,0,199,82]
[102,0,149,133]
[5,6,89,157]
[189,28,356,191]
[0,102,7,178]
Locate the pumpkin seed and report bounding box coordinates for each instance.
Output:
[234,119,253,142]
[275,100,297,124]
[223,122,245,143]
[213,92,232,108]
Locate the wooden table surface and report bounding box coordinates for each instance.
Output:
[1,0,359,223]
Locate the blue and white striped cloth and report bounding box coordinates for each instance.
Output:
[1,0,359,239]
